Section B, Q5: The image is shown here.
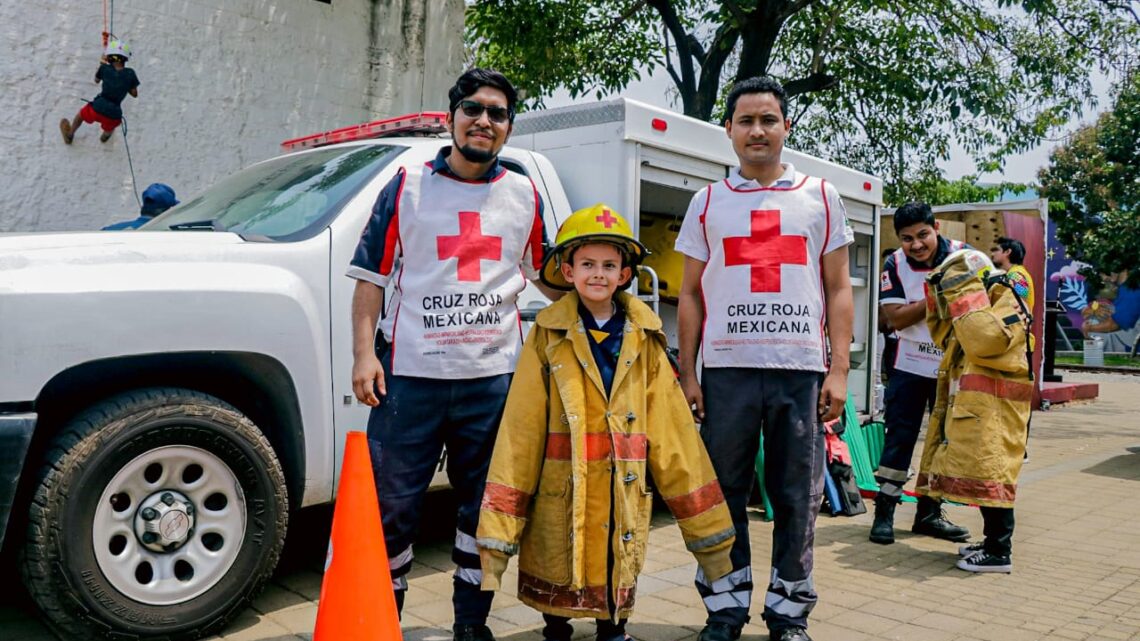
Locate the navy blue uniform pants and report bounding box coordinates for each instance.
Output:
[875,368,937,497]
[696,368,825,633]
[366,351,510,625]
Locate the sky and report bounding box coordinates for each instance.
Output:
[544,66,1117,185]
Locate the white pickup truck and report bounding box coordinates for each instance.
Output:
[0,100,881,640]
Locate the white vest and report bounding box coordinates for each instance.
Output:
[882,241,964,377]
[696,174,844,371]
[380,164,541,378]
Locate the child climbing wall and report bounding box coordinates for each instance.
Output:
[60,37,139,144]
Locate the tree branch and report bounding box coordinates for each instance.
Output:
[784,71,839,98]
[1094,0,1140,25]
[611,0,651,27]
[648,0,698,113]
[810,2,843,74]
[662,25,684,88]
[721,0,749,26]
[695,21,741,119]
[687,34,707,65]
[778,0,821,22]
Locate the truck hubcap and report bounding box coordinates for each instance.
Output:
[93,445,247,605]
[135,490,196,551]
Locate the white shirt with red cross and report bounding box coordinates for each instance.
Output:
[675,164,854,371]
[352,162,544,379]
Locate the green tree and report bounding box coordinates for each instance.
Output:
[467,0,1137,194]
[890,174,1030,207]
[1039,71,1140,288]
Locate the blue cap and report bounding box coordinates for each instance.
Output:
[141,183,179,215]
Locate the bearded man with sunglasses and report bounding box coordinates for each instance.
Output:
[347,68,558,641]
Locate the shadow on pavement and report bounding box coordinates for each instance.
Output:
[818,521,971,580]
[1082,450,1140,482]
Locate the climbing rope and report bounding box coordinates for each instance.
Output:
[102,0,140,206]
[120,116,142,208]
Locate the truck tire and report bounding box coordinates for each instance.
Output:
[21,388,289,641]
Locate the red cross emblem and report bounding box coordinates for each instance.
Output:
[722,209,807,292]
[595,208,618,229]
[436,211,503,282]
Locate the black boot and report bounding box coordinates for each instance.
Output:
[912,496,970,542]
[869,493,897,544]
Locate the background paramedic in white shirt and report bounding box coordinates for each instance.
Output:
[674,76,854,641]
[347,68,557,641]
[870,202,970,548]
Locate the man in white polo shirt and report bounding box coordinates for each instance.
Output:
[676,76,854,641]
[871,202,971,547]
[347,69,556,641]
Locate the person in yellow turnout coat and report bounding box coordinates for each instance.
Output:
[918,248,1032,574]
[477,204,735,641]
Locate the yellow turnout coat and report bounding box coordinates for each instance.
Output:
[916,256,1031,508]
[477,292,734,619]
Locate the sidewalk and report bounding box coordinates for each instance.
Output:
[3,372,1139,641]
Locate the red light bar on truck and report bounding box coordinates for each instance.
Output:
[280,112,449,152]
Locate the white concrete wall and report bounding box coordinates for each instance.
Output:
[0,0,463,231]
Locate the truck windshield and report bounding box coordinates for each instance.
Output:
[146,144,404,240]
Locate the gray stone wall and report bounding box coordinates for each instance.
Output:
[0,0,463,231]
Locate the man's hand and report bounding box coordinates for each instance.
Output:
[680,373,704,422]
[818,370,848,423]
[352,352,386,406]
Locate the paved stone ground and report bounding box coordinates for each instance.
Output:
[3,371,1139,641]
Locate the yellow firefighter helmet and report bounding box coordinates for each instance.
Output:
[540,203,649,291]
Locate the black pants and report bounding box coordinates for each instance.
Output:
[980,507,1015,557]
[366,351,510,625]
[875,369,937,496]
[696,368,824,632]
[541,615,627,641]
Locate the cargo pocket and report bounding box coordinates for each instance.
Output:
[520,477,571,584]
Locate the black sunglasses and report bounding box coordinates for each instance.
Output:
[458,100,511,124]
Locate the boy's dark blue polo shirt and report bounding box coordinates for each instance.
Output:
[580,302,626,396]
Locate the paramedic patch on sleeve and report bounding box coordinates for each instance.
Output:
[880,270,893,292]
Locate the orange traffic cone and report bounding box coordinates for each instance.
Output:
[314,431,402,640]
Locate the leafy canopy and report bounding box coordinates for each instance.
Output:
[1039,71,1140,288]
[467,0,1138,200]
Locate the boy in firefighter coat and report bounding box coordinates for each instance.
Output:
[919,248,1032,573]
[477,205,736,641]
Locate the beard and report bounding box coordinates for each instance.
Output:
[453,130,498,163]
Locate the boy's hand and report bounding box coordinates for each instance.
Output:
[100,54,109,64]
[680,373,704,421]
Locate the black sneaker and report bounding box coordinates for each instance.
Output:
[454,623,496,641]
[773,627,813,641]
[956,550,1012,573]
[958,541,985,557]
[698,622,742,641]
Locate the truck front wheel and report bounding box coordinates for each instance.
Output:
[21,388,289,640]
